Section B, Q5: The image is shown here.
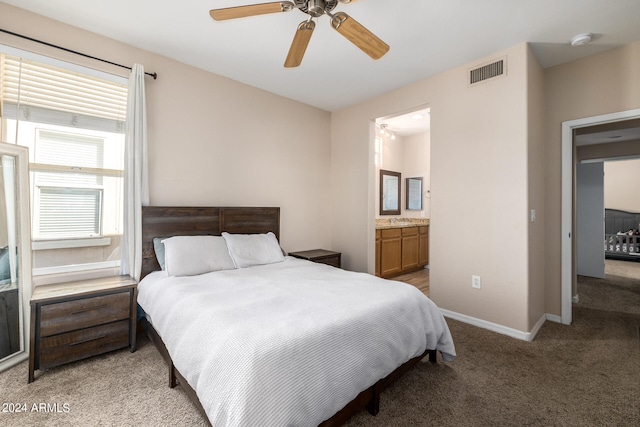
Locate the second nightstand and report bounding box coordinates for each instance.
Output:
[288,249,341,268]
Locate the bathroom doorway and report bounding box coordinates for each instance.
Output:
[373,107,431,292]
[374,107,431,222]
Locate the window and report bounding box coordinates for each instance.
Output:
[0,48,127,275]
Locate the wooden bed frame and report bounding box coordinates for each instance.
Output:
[138,206,437,426]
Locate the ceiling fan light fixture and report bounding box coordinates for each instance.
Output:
[210,0,389,67]
[307,0,326,17]
[570,33,593,47]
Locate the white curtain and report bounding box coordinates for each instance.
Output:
[120,64,149,281]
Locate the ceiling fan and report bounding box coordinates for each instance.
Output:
[209,0,390,68]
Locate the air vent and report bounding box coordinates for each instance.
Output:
[469,57,506,85]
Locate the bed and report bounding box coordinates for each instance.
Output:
[604,209,640,261]
[137,206,456,426]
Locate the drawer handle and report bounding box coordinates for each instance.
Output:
[71,304,107,315]
[69,334,107,346]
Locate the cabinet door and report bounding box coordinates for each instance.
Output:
[401,227,419,270]
[380,229,402,277]
[419,226,429,265]
[375,230,381,277]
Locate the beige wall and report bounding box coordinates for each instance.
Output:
[576,141,640,213]
[577,139,640,162]
[333,44,534,332]
[526,45,547,328]
[402,133,431,219]
[544,41,640,316]
[604,158,640,213]
[0,3,333,256]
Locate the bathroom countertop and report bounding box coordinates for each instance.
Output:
[375,219,430,229]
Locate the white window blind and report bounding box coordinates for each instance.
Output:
[1,54,127,132]
[37,187,103,237]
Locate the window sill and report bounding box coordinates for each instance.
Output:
[32,237,111,251]
[32,261,120,285]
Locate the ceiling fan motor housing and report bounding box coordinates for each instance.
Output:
[296,0,338,17]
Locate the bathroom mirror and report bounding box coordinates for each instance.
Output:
[380,169,401,215]
[0,142,32,373]
[406,177,423,210]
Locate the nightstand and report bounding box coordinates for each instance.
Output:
[289,249,341,268]
[28,275,137,383]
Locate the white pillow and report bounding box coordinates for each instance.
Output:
[163,235,236,277]
[222,232,284,268]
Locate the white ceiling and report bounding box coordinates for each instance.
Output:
[4,0,640,112]
[377,108,430,136]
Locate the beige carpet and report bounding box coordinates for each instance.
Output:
[0,338,208,427]
[1,261,638,426]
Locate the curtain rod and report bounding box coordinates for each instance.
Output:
[0,28,158,80]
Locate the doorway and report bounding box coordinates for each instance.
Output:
[373,107,431,288]
[561,108,640,324]
[373,107,431,220]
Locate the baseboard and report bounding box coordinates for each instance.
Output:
[545,313,562,323]
[440,309,547,342]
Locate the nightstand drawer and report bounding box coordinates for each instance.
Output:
[39,320,129,369]
[40,292,130,337]
[315,256,341,268]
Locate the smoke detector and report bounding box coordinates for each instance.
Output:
[570,33,593,47]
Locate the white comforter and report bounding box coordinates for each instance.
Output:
[137,257,456,427]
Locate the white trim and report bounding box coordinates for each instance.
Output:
[561,122,573,325]
[529,314,547,339]
[33,260,120,277]
[440,309,546,342]
[581,155,640,163]
[32,266,121,287]
[0,143,32,373]
[560,108,640,326]
[545,313,562,323]
[32,237,111,251]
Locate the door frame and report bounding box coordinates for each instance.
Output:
[561,108,640,325]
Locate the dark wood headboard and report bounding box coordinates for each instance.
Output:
[141,206,280,279]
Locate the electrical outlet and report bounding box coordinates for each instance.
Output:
[472,275,481,289]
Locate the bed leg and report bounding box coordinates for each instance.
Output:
[428,350,438,364]
[169,362,177,388]
[366,383,380,416]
